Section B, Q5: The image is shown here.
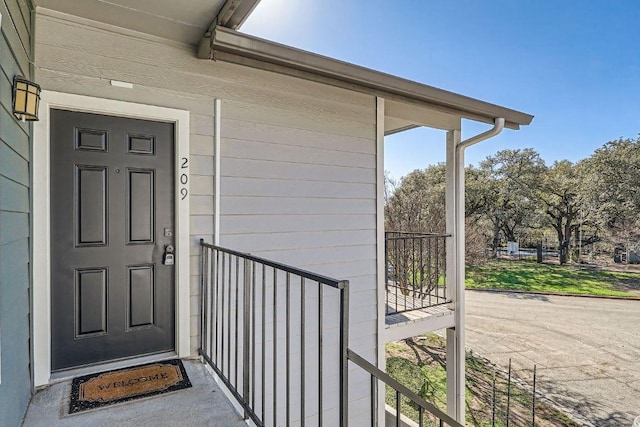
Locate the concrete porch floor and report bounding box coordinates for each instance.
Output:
[22,359,246,427]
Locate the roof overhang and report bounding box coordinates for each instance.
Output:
[199,26,533,130]
[32,0,260,45]
[215,0,261,30]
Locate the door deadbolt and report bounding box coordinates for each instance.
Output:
[163,245,175,265]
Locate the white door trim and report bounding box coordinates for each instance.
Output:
[33,91,191,387]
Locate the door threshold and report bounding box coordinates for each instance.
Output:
[47,351,178,386]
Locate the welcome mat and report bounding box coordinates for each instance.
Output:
[69,359,192,413]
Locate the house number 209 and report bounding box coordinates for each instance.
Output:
[180,157,189,200]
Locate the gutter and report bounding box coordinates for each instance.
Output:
[198,27,533,130]
[457,118,505,151]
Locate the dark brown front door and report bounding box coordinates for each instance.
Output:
[50,109,175,371]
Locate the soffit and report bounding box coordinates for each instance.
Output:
[32,0,227,44]
[385,99,460,133]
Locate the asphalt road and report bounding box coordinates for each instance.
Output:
[465,290,640,427]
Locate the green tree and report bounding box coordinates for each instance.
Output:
[476,148,546,250]
[580,136,640,246]
[538,160,581,264]
[385,165,447,233]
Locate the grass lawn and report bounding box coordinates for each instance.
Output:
[386,335,579,427]
[465,259,640,297]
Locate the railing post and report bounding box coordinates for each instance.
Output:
[243,258,251,419]
[370,374,377,427]
[384,232,389,315]
[200,239,206,354]
[339,280,350,427]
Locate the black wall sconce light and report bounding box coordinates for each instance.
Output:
[12,75,41,121]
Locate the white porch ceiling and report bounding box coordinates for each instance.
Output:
[32,0,245,45]
[385,99,461,134]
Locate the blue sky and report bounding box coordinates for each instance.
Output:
[242,1,640,180]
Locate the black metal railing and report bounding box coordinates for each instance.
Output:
[199,240,349,427]
[385,232,450,315]
[200,240,463,427]
[347,350,463,427]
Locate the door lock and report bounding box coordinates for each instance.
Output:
[163,245,175,266]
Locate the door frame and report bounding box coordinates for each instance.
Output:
[33,91,191,386]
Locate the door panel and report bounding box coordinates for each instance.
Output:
[76,165,108,246]
[128,264,155,328]
[127,169,155,243]
[127,134,155,155]
[75,128,107,151]
[51,109,175,371]
[76,268,107,336]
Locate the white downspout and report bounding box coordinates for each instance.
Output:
[457,118,505,152]
[451,118,505,423]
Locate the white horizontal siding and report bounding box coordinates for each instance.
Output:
[300,259,378,280]
[190,195,214,215]
[189,154,215,176]
[222,157,375,184]
[222,196,375,216]
[190,176,214,195]
[221,214,376,234]
[239,245,377,269]
[190,134,215,156]
[221,118,375,155]
[221,230,375,252]
[223,99,374,140]
[219,90,378,424]
[219,116,378,264]
[221,177,376,199]
[222,137,376,169]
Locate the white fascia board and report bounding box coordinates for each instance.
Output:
[208,26,533,130]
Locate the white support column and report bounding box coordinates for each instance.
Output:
[445,128,465,423]
[445,130,458,305]
[375,97,386,426]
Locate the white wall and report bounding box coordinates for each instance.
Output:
[35,10,378,424]
[218,98,378,424]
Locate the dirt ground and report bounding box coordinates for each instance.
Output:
[386,336,579,427]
